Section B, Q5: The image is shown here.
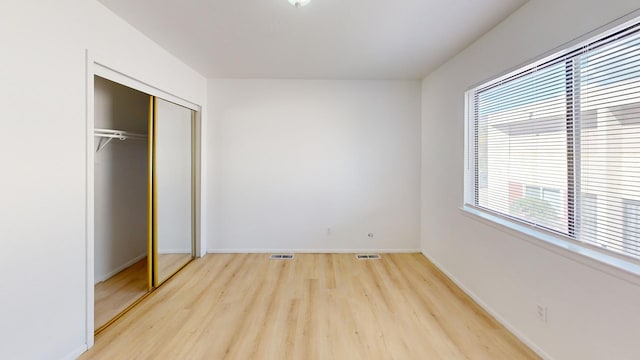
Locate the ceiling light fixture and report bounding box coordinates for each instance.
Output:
[288,0,311,8]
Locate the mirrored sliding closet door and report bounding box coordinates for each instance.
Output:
[153,98,196,286]
[94,76,198,334]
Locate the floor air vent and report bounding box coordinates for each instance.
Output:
[270,254,294,260]
[356,254,381,260]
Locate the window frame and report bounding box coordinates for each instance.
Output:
[463,11,640,279]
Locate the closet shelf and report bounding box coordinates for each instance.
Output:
[95,128,147,153]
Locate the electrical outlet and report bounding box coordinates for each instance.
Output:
[536,304,547,323]
[367,233,374,238]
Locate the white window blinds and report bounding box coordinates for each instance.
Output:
[472,19,640,259]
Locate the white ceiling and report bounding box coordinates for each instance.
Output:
[98,0,527,79]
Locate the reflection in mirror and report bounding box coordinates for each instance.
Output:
[155,98,195,284]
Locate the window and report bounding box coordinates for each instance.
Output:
[467,16,640,260]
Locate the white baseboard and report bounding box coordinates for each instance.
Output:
[158,249,192,254]
[95,252,147,284]
[420,251,552,360]
[206,248,421,254]
[61,344,88,360]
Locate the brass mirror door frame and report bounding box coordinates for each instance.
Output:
[150,96,196,287]
[148,96,156,290]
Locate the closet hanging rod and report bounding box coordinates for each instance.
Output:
[95,128,147,140]
[94,128,147,153]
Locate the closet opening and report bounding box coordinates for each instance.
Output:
[92,75,197,334]
[94,76,150,332]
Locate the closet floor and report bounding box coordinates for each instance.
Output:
[94,258,148,330]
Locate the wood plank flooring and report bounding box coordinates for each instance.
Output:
[82,253,539,360]
[94,258,148,330]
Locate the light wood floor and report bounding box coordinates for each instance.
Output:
[94,258,148,330]
[95,254,193,330]
[82,253,539,360]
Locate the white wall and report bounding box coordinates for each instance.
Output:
[208,79,421,252]
[421,1,640,359]
[94,77,148,283]
[0,1,206,359]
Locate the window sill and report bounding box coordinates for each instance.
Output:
[460,204,640,286]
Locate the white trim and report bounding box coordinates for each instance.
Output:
[60,344,88,360]
[206,248,421,254]
[84,50,95,350]
[194,109,206,257]
[94,253,147,284]
[421,251,552,360]
[461,205,640,287]
[93,63,200,112]
[463,90,475,205]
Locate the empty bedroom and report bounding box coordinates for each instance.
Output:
[1,0,640,359]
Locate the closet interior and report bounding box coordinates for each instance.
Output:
[93,76,196,333]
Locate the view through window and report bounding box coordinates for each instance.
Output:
[471,19,640,259]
